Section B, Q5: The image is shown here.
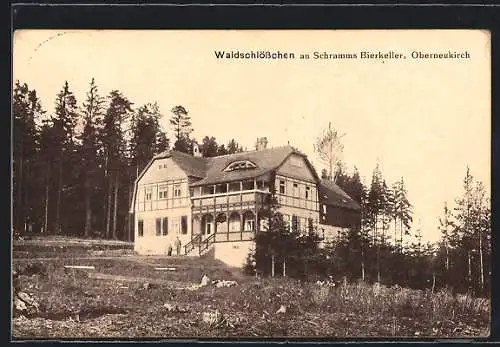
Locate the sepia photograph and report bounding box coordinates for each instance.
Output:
[12,29,491,339]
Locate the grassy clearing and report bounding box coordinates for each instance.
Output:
[12,241,490,339]
[12,243,490,339]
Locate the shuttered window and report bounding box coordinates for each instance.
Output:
[138,220,144,237]
[181,216,188,234]
[156,218,161,236]
[162,217,168,235]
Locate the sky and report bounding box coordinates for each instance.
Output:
[13,30,491,243]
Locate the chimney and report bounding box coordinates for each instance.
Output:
[193,142,202,157]
[255,137,268,151]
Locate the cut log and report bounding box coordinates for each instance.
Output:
[154,267,177,271]
[87,272,188,288]
[64,265,95,270]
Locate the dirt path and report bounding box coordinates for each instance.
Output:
[14,237,134,247]
[12,255,195,262]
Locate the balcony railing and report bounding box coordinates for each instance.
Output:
[184,233,202,255]
[199,233,216,255]
[191,190,270,212]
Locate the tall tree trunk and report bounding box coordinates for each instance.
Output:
[375,214,380,283]
[23,160,30,233]
[55,156,63,235]
[128,181,133,242]
[361,245,365,281]
[394,218,398,251]
[15,154,24,234]
[400,219,403,251]
[467,250,472,290]
[112,172,119,240]
[44,163,50,234]
[103,155,109,235]
[106,174,113,239]
[84,175,92,238]
[479,231,484,292]
[445,243,449,270]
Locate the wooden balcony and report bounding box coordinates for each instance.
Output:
[191,190,269,214]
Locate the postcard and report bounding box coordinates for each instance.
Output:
[12,29,491,339]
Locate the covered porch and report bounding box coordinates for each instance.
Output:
[192,209,268,242]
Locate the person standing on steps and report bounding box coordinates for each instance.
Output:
[174,236,181,256]
[167,243,173,256]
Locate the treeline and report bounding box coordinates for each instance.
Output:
[13,80,243,240]
[246,157,490,297]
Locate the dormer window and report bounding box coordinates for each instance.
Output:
[223,160,257,172]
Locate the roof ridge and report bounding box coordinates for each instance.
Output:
[205,145,295,160]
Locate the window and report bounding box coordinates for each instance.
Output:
[156,218,161,236]
[205,222,212,235]
[223,160,257,172]
[215,184,227,194]
[279,180,286,194]
[138,220,144,237]
[159,165,162,169]
[245,219,255,231]
[189,188,194,196]
[242,180,254,191]
[322,204,327,214]
[181,216,188,234]
[174,184,182,198]
[291,215,299,232]
[293,183,298,197]
[145,187,152,200]
[159,184,168,199]
[202,185,215,195]
[172,218,180,234]
[305,186,311,199]
[228,182,241,192]
[162,217,168,235]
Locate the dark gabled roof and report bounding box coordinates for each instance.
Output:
[163,150,208,178]
[135,145,319,189]
[190,146,303,187]
[318,179,361,211]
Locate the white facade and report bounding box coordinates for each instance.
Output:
[134,158,193,255]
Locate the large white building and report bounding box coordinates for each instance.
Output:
[129,138,360,267]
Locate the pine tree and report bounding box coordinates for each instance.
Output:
[217,144,227,156]
[226,139,243,154]
[381,179,394,245]
[170,105,192,153]
[469,179,489,293]
[453,167,476,290]
[438,202,454,275]
[201,136,219,157]
[77,78,105,237]
[103,91,133,239]
[52,81,79,235]
[13,81,44,235]
[393,177,413,251]
[38,122,58,235]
